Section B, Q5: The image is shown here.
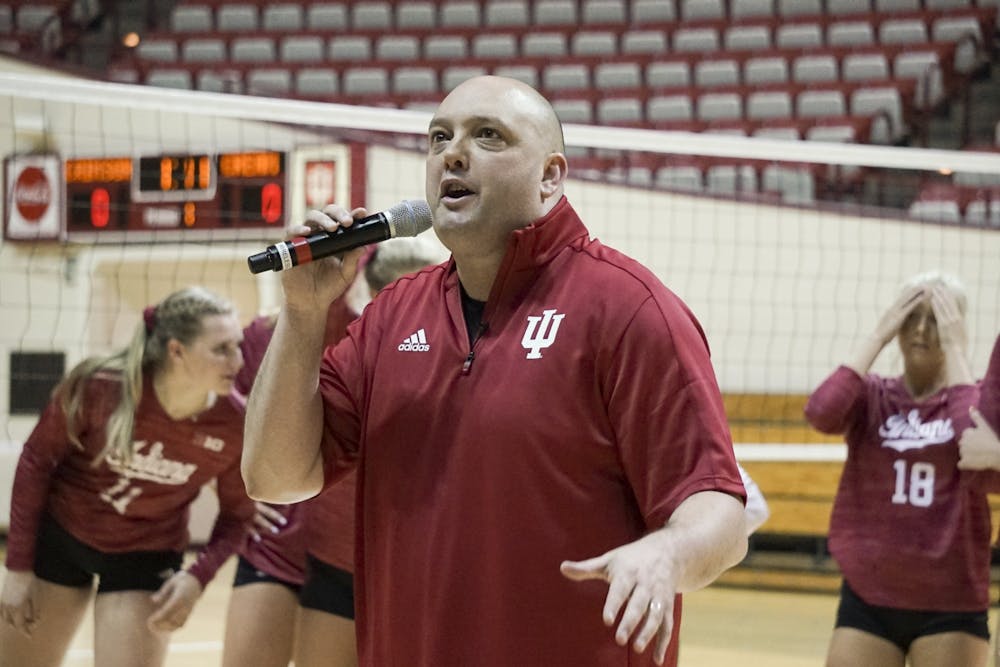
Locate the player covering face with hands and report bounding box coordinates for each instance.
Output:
[242,75,748,667]
[806,271,1000,667]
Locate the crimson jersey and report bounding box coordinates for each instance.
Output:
[6,371,254,587]
[317,198,745,667]
[981,335,1000,429]
[806,366,1000,611]
[236,299,362,582]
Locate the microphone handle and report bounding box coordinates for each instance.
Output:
[248,215,390,274]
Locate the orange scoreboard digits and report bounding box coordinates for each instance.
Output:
[64,152,286,240]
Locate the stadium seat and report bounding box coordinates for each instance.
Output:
[138,39,179,63]
[306,3,348,30]
[493,63,539,87]
[595,62,643,90]
[572,31,618,56]
[621,30,668,54]
[397,2,436,29]
[485,0,529,27]
[776,22,823,49]
[875,0,921,12]
[597,96,645,125]
[792,54,838,83]
[695,59,741,88]
[425,35,468,59]
[217,4,257,32]
[647,94,695,122]
[377,35,420,61]
[879,18,929,45]
[231,37,275,64]
[551,96,594,123]
[745,56,790,85]
[352,2,392,30]
[247,68,291,95]
[777,0,821,17]
[681,0,725,21]
[646,60,692,88]
[894,50,946,108]
[582,0,627,24]
[329,35,372,62]
[747,90,794,120]
[392,66,438,95]
[673,27,721,53]
[842,53,890,82]
[296,68,339,96]
[535,0,578,25]
[442,65,487,91]
[440,2,481,27]
[543,63,590,91]
[147,68,192,90]
[262,4,303,31]
[170,5,212,33]
[730,0,774,20]
[633,0,678,23]
[696,92,743,122]
[472,33,517,58]
[827,20,876,47]
[280,36,323,63]
[342,67,389,96]
[725,25,772,51]
[182,38,226,63]
[797,88,847,118]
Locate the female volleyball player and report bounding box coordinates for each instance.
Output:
[0,286,254,667]
[806,272,1000,667]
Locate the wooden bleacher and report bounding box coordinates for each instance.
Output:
[719,393,1000,596]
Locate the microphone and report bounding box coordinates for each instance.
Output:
[247,200,433,274]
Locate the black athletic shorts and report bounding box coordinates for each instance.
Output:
[231,554,301,593]
[299,553,355,620]
[34,515,182,594]
[835,580,989,652]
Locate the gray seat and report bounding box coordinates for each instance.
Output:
[247,68,292,95]
[182,38,226,63]
[280,36,323,63]
[217,4,257,32]
[170,5,212,32]
[342,67,389,96]
[296,68,339,96]
[535,0,577,25]
[231,37,275,64]
[147,68,192,90]
[306,3,348,30]
[262,4,303,31]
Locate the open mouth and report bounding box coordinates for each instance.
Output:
[441,181,474,201]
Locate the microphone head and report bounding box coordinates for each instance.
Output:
[386,200,433,238]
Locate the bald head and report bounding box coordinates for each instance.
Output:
[438,76,565,154]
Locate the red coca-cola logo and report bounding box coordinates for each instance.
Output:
[14,166,51,222]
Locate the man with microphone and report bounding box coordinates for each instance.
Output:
[243,75,748,667]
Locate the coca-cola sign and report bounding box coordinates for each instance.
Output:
[14,166,51,221]
[4,154,62,241]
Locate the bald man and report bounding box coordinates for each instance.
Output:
[244,76,748,667]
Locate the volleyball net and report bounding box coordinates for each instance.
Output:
[1,70,999,457]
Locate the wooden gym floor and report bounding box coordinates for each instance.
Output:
[1,554,996,666]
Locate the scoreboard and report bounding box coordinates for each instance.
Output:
[64,151,286,241]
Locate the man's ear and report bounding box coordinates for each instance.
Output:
[540,152,568,200]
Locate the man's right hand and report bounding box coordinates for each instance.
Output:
[279,204,367,315]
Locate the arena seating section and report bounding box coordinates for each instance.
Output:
[2,0,998,218]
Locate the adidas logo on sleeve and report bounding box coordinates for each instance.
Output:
[398,328,430,352]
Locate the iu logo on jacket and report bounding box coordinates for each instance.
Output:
[521,309,565,359]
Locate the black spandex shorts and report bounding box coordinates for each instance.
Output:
[231,554,301,593]
[835,580,989,652]
[299,553,355,620]
[33,515,182,594]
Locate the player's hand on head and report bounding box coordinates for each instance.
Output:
[560,533,678,666]
[0,570,40,637]
[147,570,203,634]
[873,284,924,346]
[928,284,966,350]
